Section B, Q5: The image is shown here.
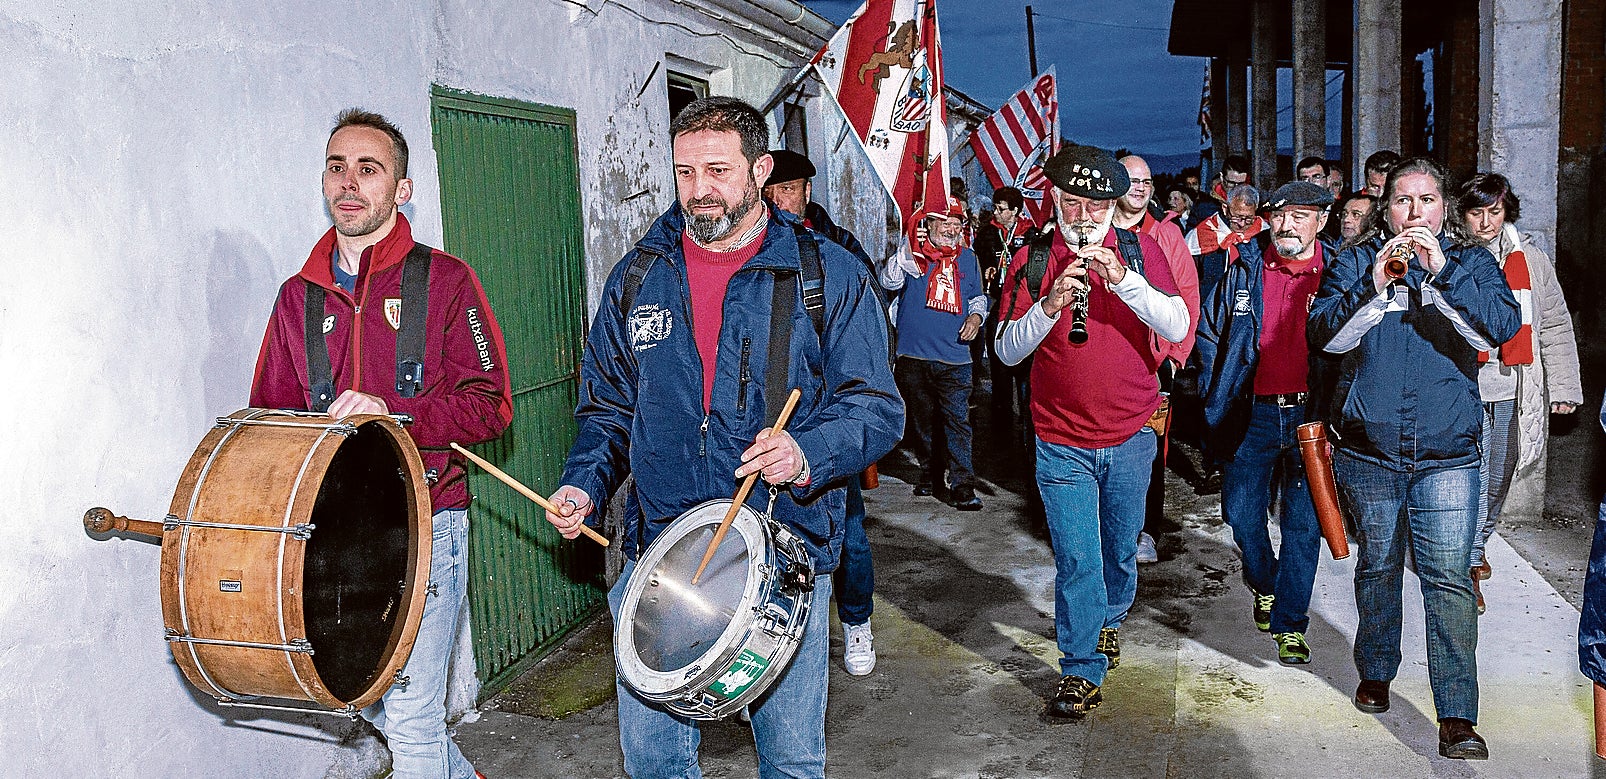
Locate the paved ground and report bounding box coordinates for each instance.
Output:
[454,386,1606,778]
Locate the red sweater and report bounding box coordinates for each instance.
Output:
[1000,228,1179,448]
[1253,244,1324,395]
[251,214,514,509]
[682,232,765,411]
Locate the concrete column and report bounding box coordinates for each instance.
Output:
[1352,0,1401,182]
[1226,62,1248,155]
[1481,0,1563,524]
[1250,0,1278,187]
[1480,0,1562,257]
[1292,0,1327,161]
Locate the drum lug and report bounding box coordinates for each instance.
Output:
[426,581,440,598]
[392,669,410,692]
[162,514,181,531]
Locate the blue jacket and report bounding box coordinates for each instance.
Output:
[1194,235,1339,457]
[561,203,904,572]
[1307,232,1520,470]
[1581,405,1606,686]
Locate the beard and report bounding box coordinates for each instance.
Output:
[685,180,762,245]
[1274,234,1307,257]
[328,195,393,238]
[1057,202,1116,247]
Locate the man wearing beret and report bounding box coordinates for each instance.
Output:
[884,196,989,512]
[763,148,884,677]
[995,145,1189,718]
[1193,181,1333,665]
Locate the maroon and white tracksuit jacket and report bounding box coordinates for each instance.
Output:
[251,214,513,510]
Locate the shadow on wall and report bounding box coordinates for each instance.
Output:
[203,230,276,415]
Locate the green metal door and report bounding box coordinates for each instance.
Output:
[430,86,603,694]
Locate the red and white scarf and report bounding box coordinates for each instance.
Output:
[910,222,963,314]
[1478,224,1533,366]
[1195,213,1265,263]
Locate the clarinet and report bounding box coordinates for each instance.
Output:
[1067,226,1091,345]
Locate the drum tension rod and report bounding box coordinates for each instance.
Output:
[215,699,359,720]
[166,517,315,540]
[165,629,315,655]
[213,416,358,436]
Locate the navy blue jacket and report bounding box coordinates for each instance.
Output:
[561,203,903,571]
[1581,406,1606,686]
[1307,232,1520,470]
[1193,235,1337,458]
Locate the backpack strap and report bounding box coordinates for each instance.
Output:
[304,282,335,413]
[1003,235,1054,332]
[1114,227,1145,275]
[619,249,658,316]
[765,268,799,428]
[791,223,826,341]
[395,242,434,398]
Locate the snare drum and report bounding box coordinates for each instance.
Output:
[614,499,816,720]
[159,409,432,714]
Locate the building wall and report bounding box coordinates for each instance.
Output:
[1557,0,1606,333]
[0,1,821,775]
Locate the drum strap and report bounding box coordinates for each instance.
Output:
[395,243,434,398]
[766,268,798,428]
[302,242,434,412]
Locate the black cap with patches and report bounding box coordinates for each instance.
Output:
[766,149,815,185]
[1042,144,1130,200]
[1263,181,1334,209]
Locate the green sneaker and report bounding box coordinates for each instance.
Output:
[1274,632,1311,664]
[1252,590,1275,632]
[1096,627,1120,669]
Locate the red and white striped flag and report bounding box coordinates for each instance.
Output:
[810,0,949,230]
[965,68,1058,227]
[1198,63,1213,148]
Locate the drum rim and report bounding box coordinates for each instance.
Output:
[614,500,768,697]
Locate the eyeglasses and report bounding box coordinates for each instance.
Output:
[1129,178,1153,187]
[1226,212,1258,226]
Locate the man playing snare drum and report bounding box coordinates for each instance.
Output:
[252,108,512,779]
[542,96,902,778]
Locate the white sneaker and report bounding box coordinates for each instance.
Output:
[843,621,876,676]
[1136,532,1158,564]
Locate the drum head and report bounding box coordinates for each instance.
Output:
[302,420,412,703]
[620,501,763,686]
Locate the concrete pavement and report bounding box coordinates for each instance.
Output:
[455,453,1602,778]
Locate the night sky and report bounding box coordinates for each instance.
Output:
[798,0,1214,172]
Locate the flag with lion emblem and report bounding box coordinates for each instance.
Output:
[810,0,949,228]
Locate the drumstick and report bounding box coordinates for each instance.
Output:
[691,388,802,585]
[449,442,609,547]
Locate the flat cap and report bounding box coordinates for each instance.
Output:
[766,149,816,184]
[1263,181,1334,209]
[1042,144,1129,200]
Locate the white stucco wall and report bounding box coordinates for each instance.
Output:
[0,1,822,775]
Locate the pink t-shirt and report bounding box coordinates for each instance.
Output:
[1253,243,1324,396]
[682,231,765,411]
[999,228,1180,448]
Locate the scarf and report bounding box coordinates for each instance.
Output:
[1478,224,1533,366]
[910,224,963,314]
[1195,213,1265,264]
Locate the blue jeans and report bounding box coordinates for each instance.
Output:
[834,480,874,626]
[1334,453,1481,722]
[1221,401,1321,633]
[610,560,833,778]
[1036,430,1156,684]
[895,357,975,490]
[362,508,476,779]
[1471,399,1518,568]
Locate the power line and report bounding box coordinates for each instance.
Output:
[1028,11,1170,33]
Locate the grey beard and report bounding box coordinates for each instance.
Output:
[687,191,760,245]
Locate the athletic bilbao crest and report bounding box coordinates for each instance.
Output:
[384,298,403,331]
[890,57,932,132]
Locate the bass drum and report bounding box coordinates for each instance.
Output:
[614,499,815,720]
[159,408,432,713]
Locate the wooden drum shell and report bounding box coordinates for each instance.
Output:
[157,409,432,712]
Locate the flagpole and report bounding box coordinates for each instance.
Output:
[1026,6,1039,77]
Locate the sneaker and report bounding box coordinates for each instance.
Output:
[1251,589,1275,632]
[843,621,876,676]
[1046,674,1103,719]
[1096,627,1120,669]
[1135,532,1158,564]
[1273,631,1310,664]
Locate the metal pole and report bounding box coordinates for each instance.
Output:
[1026,5,1039,77]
